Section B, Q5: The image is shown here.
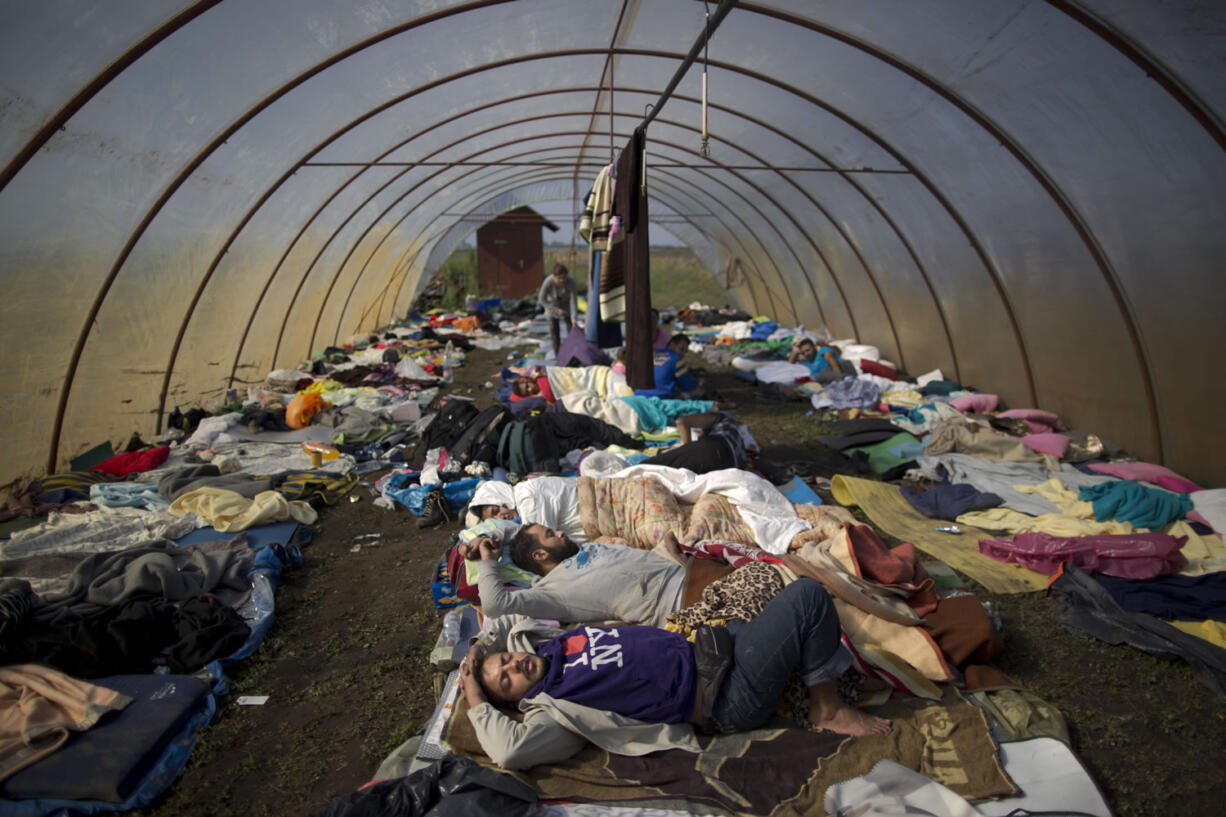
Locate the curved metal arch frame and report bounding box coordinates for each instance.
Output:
[54,34,1009,467]
[0,0,223,193]
[378,170,754,326]
[324,84,950,373]
[742,0,1165,460]
[18,1,1212,469]
[367,171,740,327]
[66,35,1000,465]
[294,123,811,355]
[42,0,521,472]
[299,135,790,360]
[305,112,818,356]
[164,42,1010,441]
[172,40,990,436]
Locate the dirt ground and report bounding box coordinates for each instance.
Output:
[136,345,1225,817]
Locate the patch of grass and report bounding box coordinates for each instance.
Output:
[648,247,732,310]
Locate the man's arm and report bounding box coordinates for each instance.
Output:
[477,560,575,620]
[673,359,697,393]
[475,539,575,621]
[537,278,554,310]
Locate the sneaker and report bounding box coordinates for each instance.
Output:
[416,487,452,529]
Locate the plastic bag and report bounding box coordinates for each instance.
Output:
[312,755,535,817]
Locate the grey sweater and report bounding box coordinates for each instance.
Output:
[477,542,685,628]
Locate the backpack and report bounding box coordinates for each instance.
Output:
[447,405,512,467]
[411,398,480,469]
[497,416,561,475]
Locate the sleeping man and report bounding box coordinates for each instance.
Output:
[474,525,687,627]
[458,578,892,770]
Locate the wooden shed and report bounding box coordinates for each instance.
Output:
[476,206,559,298]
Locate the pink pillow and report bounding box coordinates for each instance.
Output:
[998,408,1066,434]
[1088,461,1203,493]
[1021,432,1071,458]
[949,393,999,413]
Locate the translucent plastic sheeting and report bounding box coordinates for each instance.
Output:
[0,0,1224,490]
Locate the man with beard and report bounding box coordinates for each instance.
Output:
[474,525,685,628]
[458,578,892,770]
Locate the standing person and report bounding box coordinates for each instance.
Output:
[537,263,579,355]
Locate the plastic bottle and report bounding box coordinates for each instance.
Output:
[440,608,462,647]
[442,340,455,384]
[430,607,465,670]
[301,441,340,460]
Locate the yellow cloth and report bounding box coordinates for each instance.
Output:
[957,507,1134,537]
[301,379,343,393]
[545,365,632,400]
[1170,619,1226,650]
[169,487,317,531]
[1164,521,1226,576]
[1014,478,1095,518]
[830,475,1047,594]
[882,389,925,409]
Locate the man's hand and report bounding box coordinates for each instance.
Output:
[459,643,487,707]
[477,536,502,561]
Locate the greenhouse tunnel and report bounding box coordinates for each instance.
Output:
[1,0,1224,491]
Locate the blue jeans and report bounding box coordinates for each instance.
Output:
[710,578,851,732]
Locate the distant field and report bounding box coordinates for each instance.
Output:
[424,245,735,314]
[543,246,733,311]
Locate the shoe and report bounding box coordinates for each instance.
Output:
[416,487,452,529]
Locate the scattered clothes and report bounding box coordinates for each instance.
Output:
[959,507,1134,538]
[1087,460,1203,493]
[1021,432,1071,458]
[924,418,1056,468]
[1191,488,1226,533]
[919,379,962,396]
[0,664,132,783]
[0,477,101,523]
[900,483,1002,519]
[1093,571,1226,623]
[815,418,903,451]
[948,393,998,413]
[1078,480,1193,529]
[88,446,170,478]
[0,672,212,803]
[978,531,1188,578]
[88,482,169,511]
[997,408,1066,434]
[917,453,1116,516]
[168,487,317,532]
[844,432,921,476]
[1048,563,1226,699]
[811,376,882,410]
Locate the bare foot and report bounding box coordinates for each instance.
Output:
[809,703,892,737]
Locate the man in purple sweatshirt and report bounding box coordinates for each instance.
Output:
[458,578,891,770]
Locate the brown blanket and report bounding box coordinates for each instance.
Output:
[445,686,1015,816]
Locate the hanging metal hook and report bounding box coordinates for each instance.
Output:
[700,0,711,158]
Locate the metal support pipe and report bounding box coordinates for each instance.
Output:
[637,0,736,133]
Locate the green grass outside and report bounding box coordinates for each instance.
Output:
[423,245,733,314]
